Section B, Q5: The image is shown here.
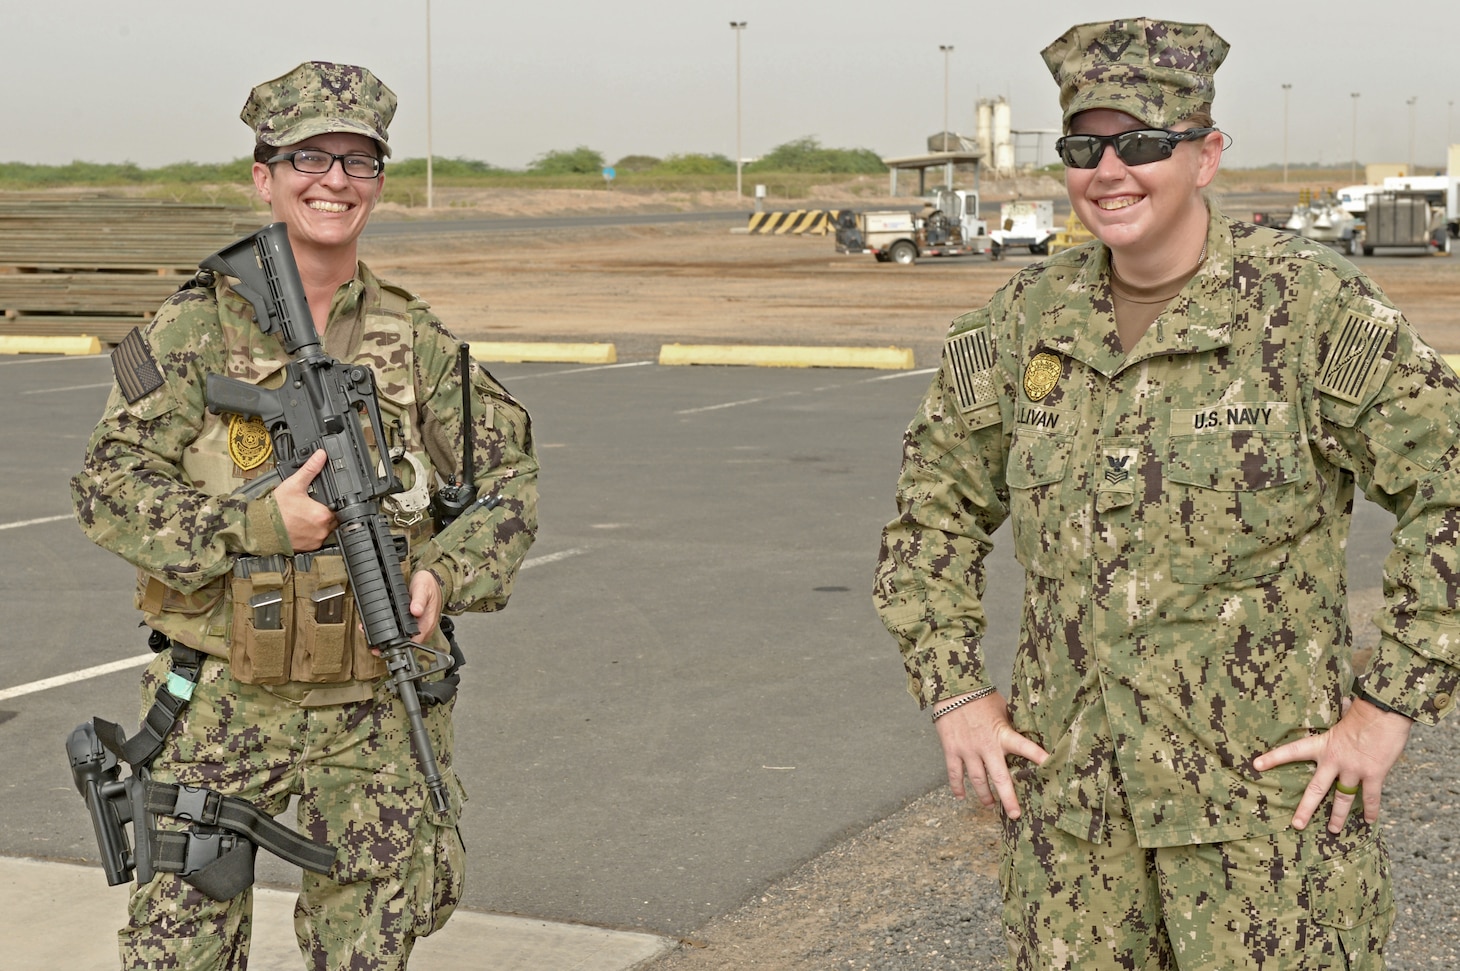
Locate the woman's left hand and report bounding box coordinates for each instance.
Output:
[1253,698,1413,833]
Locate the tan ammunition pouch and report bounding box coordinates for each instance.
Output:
[227,548,390,685]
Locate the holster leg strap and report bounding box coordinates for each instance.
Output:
[145,781,337,875]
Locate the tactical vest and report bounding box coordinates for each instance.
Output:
[136,274,443,689]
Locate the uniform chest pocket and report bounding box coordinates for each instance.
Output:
[1006,432,1074,578]
[1166,431,1310,583]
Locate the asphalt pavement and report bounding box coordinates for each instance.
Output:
[0,349,1035,965]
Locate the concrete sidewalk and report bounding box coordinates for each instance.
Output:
[2,856,674,970]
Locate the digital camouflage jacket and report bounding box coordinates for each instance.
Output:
[72,262,538,686]
[876,208,1460,847]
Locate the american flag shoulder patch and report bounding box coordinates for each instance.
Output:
[945,328,997,415]
[1316,312,1395,405]
[111,326,164,404]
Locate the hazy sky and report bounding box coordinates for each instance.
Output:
[5,1,1456,174]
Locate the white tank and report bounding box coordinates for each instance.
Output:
[993,97,1013,176]
[976,100,993,162]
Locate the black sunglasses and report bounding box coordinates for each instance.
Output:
[1055,128,1217,169]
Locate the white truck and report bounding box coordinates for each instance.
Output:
[834,189,993,264]
[988,199,1057,256]
[1336,170,1460,239]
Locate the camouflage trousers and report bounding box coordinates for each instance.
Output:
[999,778,1394,971]
[119,652,466,970]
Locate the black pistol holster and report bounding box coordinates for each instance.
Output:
[65,630,336,901]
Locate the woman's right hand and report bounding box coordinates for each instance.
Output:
[272,449,338,552]
[933,690,1049,819]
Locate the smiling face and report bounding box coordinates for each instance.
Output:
[1064,108,1222,268]
[251,131,385,259]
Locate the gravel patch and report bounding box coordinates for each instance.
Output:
[643,717,1459,970]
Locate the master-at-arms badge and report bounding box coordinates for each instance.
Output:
[1023,353,1061,402]
[228,414,273,471]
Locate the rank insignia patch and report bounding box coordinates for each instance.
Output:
[1317,312,1394,404]
[946,328,997,414]
[1023,353,1062,402]
[111,327,164,404]
[228,415,273,471]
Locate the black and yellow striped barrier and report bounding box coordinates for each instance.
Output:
[746,210,851,235]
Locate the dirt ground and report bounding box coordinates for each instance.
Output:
[352,192,1459,970]
[359,205,1460,370]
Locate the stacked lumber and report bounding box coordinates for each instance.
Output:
[0,198,261,343]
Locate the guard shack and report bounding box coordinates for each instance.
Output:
[881,148,985,197]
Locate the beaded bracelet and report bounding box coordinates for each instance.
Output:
[931,685,996,721]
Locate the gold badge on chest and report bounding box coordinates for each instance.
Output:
[228,414,273,471]
[1022,353,1062,402]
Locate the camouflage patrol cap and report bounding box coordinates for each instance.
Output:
[242,61,397,157]
[1041,19,1229,131]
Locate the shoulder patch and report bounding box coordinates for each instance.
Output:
[1317,311,1395,404]
[945,328,997,415]
[111,327,164,404]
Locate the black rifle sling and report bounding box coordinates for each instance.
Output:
[108,632,208,770]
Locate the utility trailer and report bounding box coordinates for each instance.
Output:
[834,189,994,264]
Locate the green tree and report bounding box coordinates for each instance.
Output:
[528,146,606,175]
[652,153,735,175]
[612,154,661,173]
[389,156,503,177]
[747,137,886,174]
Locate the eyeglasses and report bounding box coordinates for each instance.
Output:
[266,149,384,180]
[1054,128,1216,169]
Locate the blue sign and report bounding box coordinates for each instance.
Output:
[602,167,616,180]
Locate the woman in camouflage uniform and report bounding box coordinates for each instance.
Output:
[876,19,1459,970]
[71,61,538,969]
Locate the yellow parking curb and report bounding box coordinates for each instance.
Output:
[1445,355,1460,373]
[658,344,915,370]
[469,342,617,365]
[0,335,103,356]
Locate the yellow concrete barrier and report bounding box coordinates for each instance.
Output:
[1444,355,1460,374]
[0,335,103,356]
[658,343,915,370]
[469,342,617,365]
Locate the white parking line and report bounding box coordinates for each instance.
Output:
[0,653,154,702]
[676,392,804,415]
[0,514,73,532]
[21,382,115,395]
[0,354,106,366]
[518,547,585,569]
[0,548,586,702]
[508,361,653,380]
[869,367,939,381]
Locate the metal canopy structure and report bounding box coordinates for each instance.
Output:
[881,149,984,196]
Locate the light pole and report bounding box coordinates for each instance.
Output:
[939,45,954,147]
[1407,96,1418,174]
[1350,92,1360,184]
[425,0,434,209]
[731,21,747,197]
[1281,83,1292,184]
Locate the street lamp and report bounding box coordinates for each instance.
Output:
[939,45,954,146]
[1407,96,1418,174]
[731,21,747,197]
[1281,83,1292,184]
[1350,92,1360,184]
